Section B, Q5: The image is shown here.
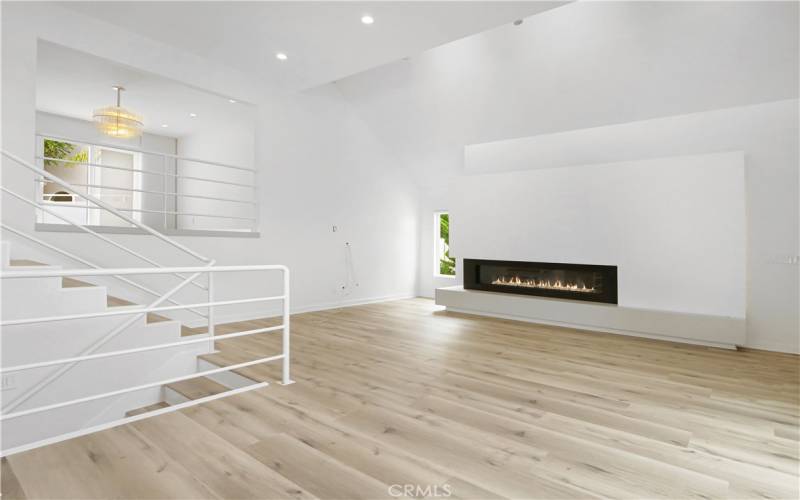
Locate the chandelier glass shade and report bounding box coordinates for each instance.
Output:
[93,86,143,139]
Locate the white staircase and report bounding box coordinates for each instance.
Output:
[0,149,291,456]
[1,240,211,449]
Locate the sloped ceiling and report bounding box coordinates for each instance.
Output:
[62,1,567,91]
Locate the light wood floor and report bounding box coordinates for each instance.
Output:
[3,298,799,499]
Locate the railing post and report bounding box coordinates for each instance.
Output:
[252,170,259,232]
[162,156,168,230]
[208,269,215,352]
[282,267,293,385]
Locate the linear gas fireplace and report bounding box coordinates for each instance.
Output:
[464,259,618,304]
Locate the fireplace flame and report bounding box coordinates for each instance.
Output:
[491,276,597,293]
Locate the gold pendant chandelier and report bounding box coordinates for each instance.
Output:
[93,86,143,139]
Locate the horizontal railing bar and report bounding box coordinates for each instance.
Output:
[0,354,284,421]
[36,179,257,205]
[38,202,257,221]
[3,187,208,291]
[0,223,209,319]
[0,295,284,326]
[37,133,256,172]
[37,156,159,175]
[3,149,212,263]
[1,264,288,278]
[35,157,257,189]
[1,325,283,373]
[1,382,270,458]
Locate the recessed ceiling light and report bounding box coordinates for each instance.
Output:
[161,124,168,128]
[189,112,197,117]
[228,99,237,103]
[361,15,374,25]
[276,52,288,61]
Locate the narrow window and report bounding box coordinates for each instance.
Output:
[435,211,455,277]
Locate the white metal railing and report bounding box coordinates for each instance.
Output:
[1,149,217,414]
[1,148,289,457]
[0,265,291,457]
[35,133,259,233]
[0,266,291,404]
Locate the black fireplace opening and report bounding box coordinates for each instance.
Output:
[464,259,618,304]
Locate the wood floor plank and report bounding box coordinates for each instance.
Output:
[130,411,314,500]
[167,376,229,400]
[6,425,217,499]
[338,404,599,499]
[1,458,26,500]
[246,434,392,500]
[417,394,729,498]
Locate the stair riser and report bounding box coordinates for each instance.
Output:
[163,386,190,405]
[1,279,107,319]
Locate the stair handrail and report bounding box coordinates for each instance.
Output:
[1,148,217,412]
[0,223,208,319]
[1,186,208,292]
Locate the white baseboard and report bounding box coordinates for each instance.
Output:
[292,293,417,315]
[743,339,800,355]
[184,293,416,328]
[445,307,736,350]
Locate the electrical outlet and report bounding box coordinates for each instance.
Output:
[1,374,16,391]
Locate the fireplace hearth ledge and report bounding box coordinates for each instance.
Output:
[435,286,745,349]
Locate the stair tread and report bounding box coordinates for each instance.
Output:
[104,295,170,323]
[8,259,48,266]
[106,295,137,307]
[166,376,228,400]
[62,277,94,288]
[125,401,170,417]
[181,325,209,336]
[199,351,264,382]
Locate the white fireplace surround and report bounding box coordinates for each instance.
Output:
[438,151,747,348]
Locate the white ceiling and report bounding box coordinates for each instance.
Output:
[61,1,567,91]
[36,41,255,138]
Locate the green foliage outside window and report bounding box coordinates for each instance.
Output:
[43,139,88,167]
[439,213,455,275]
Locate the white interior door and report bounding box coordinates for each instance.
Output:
[90,147,141,227]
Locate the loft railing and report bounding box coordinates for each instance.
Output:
[35,133,259,233]
[0,265,291,457]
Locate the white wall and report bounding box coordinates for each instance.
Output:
[2,3,420,324]
[460,101,800,353]
[176,113,256,232]
[415,101,800,353]
[452,152,746,318]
